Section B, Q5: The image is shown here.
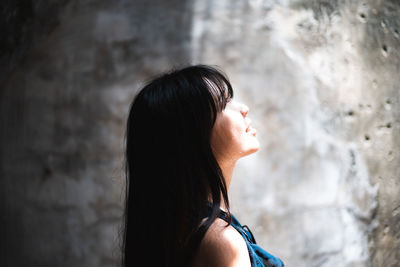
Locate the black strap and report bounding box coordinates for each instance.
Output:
[204,204,229,223]
[217,209,229,222]
[242,224,257,243]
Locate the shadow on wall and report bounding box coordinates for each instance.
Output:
[0,0,193,267]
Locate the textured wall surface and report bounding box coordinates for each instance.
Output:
[191,1,399,266]
[1,0,399,267]
[1,1,193,266]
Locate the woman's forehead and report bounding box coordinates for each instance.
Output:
[225,100,242,110]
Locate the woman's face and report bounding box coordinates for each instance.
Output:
[211,100,260,162]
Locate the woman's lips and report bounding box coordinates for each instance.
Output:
[246,126,257,136]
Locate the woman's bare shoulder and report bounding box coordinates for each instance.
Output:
[192,218,251,267]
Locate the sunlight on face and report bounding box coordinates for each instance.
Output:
[211,100,260,162]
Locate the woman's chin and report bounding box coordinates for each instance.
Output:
[249,144,260,155]
[240,140,260,158]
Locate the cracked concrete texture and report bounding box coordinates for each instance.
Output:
[1,0,399,266]
[191,0,399,266]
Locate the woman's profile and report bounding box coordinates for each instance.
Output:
[123,65,285,267]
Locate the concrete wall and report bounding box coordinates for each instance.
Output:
[0,1,193,266]
[198,1,398,266]
[1,0,399,266]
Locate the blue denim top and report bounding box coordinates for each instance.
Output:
[209,207,285,267]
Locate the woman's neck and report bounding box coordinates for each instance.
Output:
[219,157,237,190]
[218,158,238,212]
[207,157,238,211]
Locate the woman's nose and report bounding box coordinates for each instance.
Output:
[240,104,249,117]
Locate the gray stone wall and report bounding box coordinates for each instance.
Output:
[1,0,399,266]
[192,1,399,266]
[1,1,193,267]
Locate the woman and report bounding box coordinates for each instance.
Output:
[123,65,284,267]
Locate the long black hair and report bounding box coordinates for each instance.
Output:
[123,65,234,267]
